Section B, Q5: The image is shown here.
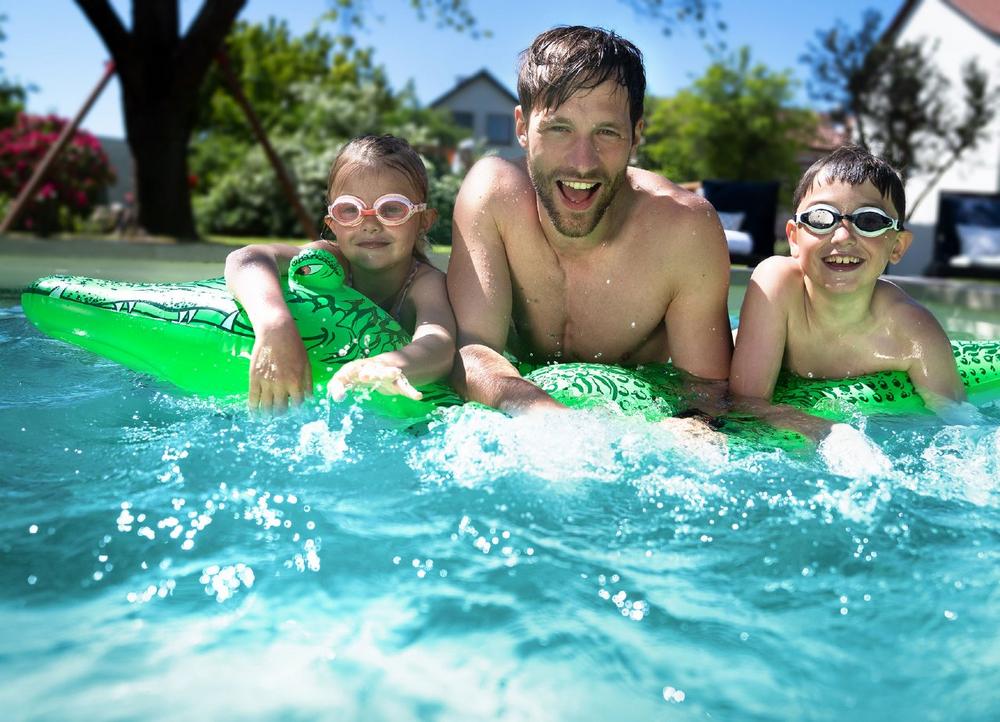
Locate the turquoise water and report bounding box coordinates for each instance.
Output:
[2,300,1000,721]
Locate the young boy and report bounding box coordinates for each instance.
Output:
[730,145,965,437]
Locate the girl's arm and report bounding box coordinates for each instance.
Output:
[225,240,333,411]
[328,268,456,401]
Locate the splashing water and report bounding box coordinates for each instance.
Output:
[2,304,999,721]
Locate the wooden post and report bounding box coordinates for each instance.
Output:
[1,61,117,234]
[214,49,318,241]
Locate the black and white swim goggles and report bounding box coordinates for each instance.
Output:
[794,204,902,238]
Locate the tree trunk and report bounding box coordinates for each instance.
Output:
[75,0,245,240]
[125,108,198,237]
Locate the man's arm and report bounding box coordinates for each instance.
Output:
[446,159,563,414]
[659,202,733,418]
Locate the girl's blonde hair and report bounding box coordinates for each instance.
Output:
[327,134,432,261]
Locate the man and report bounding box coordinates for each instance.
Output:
[447,26,732,414]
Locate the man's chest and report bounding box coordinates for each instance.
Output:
[506,246,671,362]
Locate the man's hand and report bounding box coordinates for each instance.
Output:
[248,321,313,412]
[327,358,423,402]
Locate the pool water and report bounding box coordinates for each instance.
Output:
[2,296,1000,721]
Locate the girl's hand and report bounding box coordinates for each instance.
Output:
[249,321,313,412]
[327,358,423,402]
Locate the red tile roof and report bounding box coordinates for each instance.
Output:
[949,0,1000,36]
[885,0,1000,40]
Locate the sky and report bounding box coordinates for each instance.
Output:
[1,0,903,139]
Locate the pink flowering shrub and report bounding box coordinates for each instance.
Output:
[0,113,116,234]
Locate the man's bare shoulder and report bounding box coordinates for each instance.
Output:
[624,169,724,261]
[461,156,532,202]
[629,167,711,213]
[627,168,726,251]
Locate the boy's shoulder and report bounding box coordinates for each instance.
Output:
[748,255,804,295]
[872,279,941,328]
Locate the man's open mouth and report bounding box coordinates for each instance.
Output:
[557,180,601,209]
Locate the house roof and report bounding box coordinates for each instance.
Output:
[884,0,1000,41]
[429,69,519,109]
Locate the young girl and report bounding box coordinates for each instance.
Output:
[224,134,456,411]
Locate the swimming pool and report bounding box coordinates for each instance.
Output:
[2,274,999,721]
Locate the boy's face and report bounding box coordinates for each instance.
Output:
[513,79,642,239]
[786,177,912,293]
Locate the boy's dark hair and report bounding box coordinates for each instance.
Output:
[517,26,646,132]
[793,145,907,222]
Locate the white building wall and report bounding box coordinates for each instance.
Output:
[890,0,1000,274]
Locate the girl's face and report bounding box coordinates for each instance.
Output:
[325,166,435,273]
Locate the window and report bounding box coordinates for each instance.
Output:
[486,113,514,145]
[452,111,474,130]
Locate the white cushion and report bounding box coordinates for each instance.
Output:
[948,254,1000,268]
[725,229,753,255]
[717,211,745,231]
[957,224,1000,260]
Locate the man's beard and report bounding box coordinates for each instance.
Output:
[528,161,626,238]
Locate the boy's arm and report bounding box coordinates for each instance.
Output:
[900,304,967,409]
[225,241,327,411]
[328,270,457,401]
[728,259,840,442]
[730,258,792,399]
[446,159,564,414]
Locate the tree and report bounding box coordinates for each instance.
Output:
[76,0,725,240]
[802,10,998,220]
[75,0,245,239]
[639,47,815,193]
[0,14,28,129]
[189,19,466,239]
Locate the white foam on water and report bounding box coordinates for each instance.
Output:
[914,426,1000,507]
[411,405,731,490]
[812,424,895,524]
[293,413,354,470]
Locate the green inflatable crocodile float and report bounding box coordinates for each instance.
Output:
[20,248,1000,442]
[21,248,461,418]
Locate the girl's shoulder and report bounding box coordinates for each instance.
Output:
[409,260,447,296]
[414,259,445,280]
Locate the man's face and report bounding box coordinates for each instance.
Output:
[516,80,641,239]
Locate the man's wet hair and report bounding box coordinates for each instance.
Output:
[793,145,907,221]
[517,26,646,132]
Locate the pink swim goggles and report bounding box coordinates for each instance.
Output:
[328,194,426,227]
